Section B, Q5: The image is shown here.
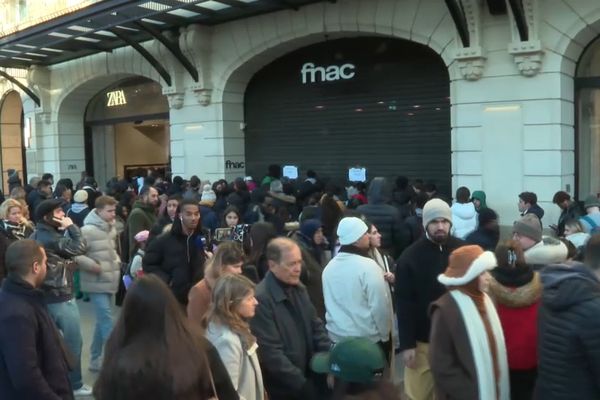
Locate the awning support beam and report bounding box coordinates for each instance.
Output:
[507,0,529,41]
[444,0,470,47]
[108,28,172,86]
[0,70,40,106]
[132,21,199,82]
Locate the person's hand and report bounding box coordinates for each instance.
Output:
[54,216,74,230]
[204,250,213,259]
[384,272,395,284]
[91,264,102,275]
[403,348,417,369]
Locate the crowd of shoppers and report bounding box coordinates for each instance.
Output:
[0,167,598,400]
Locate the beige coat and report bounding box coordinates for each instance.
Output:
[75,210,121,294]
[206,322,265,400]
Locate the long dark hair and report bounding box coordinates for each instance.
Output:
[247,222,277,266]
[93,275,211,400]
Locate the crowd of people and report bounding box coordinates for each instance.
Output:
[0,165,599,400]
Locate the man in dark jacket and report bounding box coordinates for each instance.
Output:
[126,185,159,259]
[250,238,331,400]
[27,179,52,218]
[395,198,464,400]
[535,235,600,399]
[0,239,73,400]
[465,207,500,251]
[30,199,90,396]
[552,190,584,237]
[518,191,545,222]
[143,199,207,305]
[357,177,403,258]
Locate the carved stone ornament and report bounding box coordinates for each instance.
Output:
[194,88,212,106]
[167,93,185,110]
[35,109,51,124]
[509,40,544,77]
[455,47,486,81]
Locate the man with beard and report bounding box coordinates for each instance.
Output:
[465,208,500,251]
[395,198,464,400]
[0,240,73,399]
[126,185,159,259]
[143,199,208,305]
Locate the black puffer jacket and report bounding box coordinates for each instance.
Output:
[143,218,208,305]
[30,222,86,303]
[535,264,600,399]
[357,177,403,258]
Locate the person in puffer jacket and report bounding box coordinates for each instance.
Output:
[75,196,121,372]
[451,186,478,239]
[535,235,600,399]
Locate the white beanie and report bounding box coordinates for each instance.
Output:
[422,198,452,229]
[201,184,216,202]
[337,217,368,246]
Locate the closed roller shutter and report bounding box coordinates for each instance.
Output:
[244,37,450,194]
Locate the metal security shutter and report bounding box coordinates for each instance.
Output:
[244,37,450,194]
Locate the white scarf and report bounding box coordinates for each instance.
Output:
[449,291,510,400]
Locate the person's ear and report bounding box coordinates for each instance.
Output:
[267,259,276,270]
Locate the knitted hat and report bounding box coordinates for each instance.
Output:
[422,198,452,229]
[134,230,150,243]
[336,217,368,245]
[73,189,88,203]
[584,194,600,210]
[438,245,497,286]
[513,214,542,242]
[311,337,385,384]
[300,219,322,241]
[201,184,216,202]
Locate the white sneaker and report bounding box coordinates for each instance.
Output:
[88,357,102,372]
[73,383,93,397]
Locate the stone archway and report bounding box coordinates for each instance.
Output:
[0,91,26,193]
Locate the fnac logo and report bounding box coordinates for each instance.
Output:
[301,62,356,84]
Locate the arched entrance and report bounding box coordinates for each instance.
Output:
[243,37,450,191]
[576,36,600,198]
[84,77,170,187]
[0,91,26,194]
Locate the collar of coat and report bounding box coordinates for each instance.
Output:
[489,272,541,308]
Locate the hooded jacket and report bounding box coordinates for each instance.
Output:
[471,191,487,210]
[524,236,568,268]
[142,217,208,305]
[535,264,600,399]
[450,202,478,239]
[126,200,157,259]
[75,210,121,294]
[357,177,403,257]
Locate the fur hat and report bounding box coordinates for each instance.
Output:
[201,184,216,203]
[73,190,88,203]
[438,245,497,286]
[513,214,542,242]
[336,217,368,246]
[584,194,600,210]
[422,198,452,229]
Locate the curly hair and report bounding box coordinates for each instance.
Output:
[203,274,256,349]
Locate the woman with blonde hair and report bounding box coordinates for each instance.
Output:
[205,274,264,400]
[0,198,34,281]
[188,241,244,325]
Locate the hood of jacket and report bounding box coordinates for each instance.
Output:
[524,236,568,265]
[540,263,600,311]
[451,202,477,220]
[471,191,487,208]
[69,202,88,214]
[366,177,391,205]
[82,209,111,232]
[489,271,542,307]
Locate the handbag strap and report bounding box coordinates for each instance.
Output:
[207,360,219,400]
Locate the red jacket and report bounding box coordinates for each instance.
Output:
[496,301,539,370]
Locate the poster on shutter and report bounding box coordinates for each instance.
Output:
[283,165,299,179]
[348,167,367,182]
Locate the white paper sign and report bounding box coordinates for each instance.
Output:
[348,167,367,182]
[282,165,298,179]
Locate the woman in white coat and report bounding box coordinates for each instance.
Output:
[204,273,265,400]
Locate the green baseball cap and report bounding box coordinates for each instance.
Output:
[310,338,385,384]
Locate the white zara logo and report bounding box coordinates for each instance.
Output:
[106,90,127,107]
[301,62,356,84]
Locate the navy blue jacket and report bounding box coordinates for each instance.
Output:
[0,277,73,400]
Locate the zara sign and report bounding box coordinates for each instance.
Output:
[300,62,356,84]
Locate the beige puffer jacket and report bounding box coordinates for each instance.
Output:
[75,210,121,294]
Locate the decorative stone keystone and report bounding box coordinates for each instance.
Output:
[509,40,544,77]
[455,47,486,81]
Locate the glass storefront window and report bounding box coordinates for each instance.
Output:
[577,37,600,198]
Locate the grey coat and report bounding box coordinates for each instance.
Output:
[206,322,265,400]
[75,210,121,294]
[249,272,331,399]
